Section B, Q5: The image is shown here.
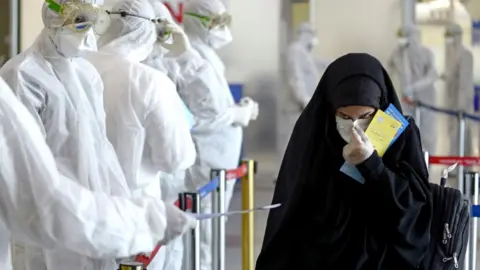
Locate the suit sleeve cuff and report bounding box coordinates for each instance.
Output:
[356,151,385,181]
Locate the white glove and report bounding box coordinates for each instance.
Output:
[162,22,192,56]
[342,125,374,165]
[158,204,197,245]
[240,97,259,120]
[231,104,252,127]
[250,103,259,120]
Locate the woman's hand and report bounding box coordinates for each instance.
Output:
[342,125,374,165]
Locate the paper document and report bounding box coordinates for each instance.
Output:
[190,203,281,220]
[364,109,402,157]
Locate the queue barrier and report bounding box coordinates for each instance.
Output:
[404,96,480,196]
[127,159,257,270]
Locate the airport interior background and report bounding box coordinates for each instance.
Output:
[3,0,480,269]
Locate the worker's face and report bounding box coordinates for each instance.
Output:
[306,35,318,51]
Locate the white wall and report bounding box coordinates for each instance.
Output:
[313,0,402,68]
[20,0,43,51]
[222,0,281,84]
[221,0,282,152]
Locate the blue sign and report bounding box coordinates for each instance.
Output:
[473,20,480,45]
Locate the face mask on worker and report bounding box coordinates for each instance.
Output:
[208,27,233,49]
[397,37,408,46]
[52,27,97,58]
[335,117,372,143]
[445,36,456,44]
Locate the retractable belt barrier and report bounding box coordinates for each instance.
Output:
[404,96,480,196]
[133,159,257,270]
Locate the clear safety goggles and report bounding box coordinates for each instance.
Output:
[107,10,173,43]
[45,0,111,34]
[153,18,173,43]
[185,12,232,29]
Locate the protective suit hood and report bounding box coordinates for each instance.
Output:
[296,22,317,51]
[41,0,102,58]
[445,23,463,47]
[147,0,173,58]
[97,0,156,62]
[183,0,232,49]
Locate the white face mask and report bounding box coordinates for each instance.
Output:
[397,37,408,46]
[52,27,97,58]
[208,27,233,49]
[335,117,372,143]
[445,37,455,44]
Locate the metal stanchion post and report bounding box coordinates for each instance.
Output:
[180,193,191,270]
[466,172,479,270]
[458,113,465,193]
[118,262,144,270]
[241,160,256,270]
[211,170,226,270]
[180,193,200,270]
[191,193,201,270]
[464,173,472,270]
[414,106,421,129]
[424,151,429,171]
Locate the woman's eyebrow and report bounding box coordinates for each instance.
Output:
[360,111,374,118]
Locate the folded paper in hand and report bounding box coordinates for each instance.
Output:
[340,104,408,184]
[190,203,281,220]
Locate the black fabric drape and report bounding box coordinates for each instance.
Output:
[256,53,432,270]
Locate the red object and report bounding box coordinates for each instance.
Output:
[164,2,184,24]
[429,156,480,166]
[135,164,249,266]
[226,164,248,180]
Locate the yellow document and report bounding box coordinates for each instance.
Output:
[364,110,402,157]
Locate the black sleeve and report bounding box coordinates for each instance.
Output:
[356,118,432,268]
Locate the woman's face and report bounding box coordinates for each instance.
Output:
[334,105,376,142]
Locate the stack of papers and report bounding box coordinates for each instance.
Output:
[340,104,409,184]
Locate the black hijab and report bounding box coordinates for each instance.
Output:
[256,53,431,270]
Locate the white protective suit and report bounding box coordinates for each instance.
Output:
[0,78,170,270]
[444,23,475,156]
[389,25,438,153]
[142,2,206,270]
[85,0,197,265]
[183,1,258,269]
[277,22,327,178]
[0,1,134,269]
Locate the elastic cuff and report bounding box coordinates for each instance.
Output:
[356,151,384,181]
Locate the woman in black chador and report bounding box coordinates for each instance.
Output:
[256,53,432,270]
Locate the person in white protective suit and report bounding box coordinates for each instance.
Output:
[182,1,259,269]
[389,25,438,154]
[141,1,206,270]
[0,77,173,270]
[443,23,474,156]
[276,22,328,181]
[0,0,139,269]
[84,0,197,266]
